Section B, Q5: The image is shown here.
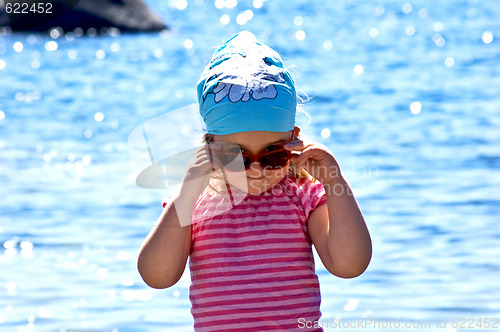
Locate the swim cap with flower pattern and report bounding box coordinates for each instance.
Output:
[197,31,297,135]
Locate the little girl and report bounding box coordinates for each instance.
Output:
[137,31,372,331]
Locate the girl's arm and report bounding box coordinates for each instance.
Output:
[137,194,193,289]
[307,177,372,278]
[285,138,372,278]
[138,145,216,288]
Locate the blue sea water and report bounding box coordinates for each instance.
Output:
[1,0,499,331]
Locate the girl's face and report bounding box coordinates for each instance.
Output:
[212,130,295,195]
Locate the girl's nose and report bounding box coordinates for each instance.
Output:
[246,162,264,176]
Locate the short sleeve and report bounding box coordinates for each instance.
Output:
[300,179,327,218]
[161,195,174,209]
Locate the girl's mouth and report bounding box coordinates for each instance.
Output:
[246,176,264,180]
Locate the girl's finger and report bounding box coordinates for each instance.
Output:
[294,148,322,170]
[284,140,305,151]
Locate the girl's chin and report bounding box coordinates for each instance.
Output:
[223,170,288,195]
[230,177,278,195]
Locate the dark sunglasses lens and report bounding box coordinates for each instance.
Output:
[219,146,247,172]
[260,150,289,169]
[212,144,242,170]
[213,145,290,171]
[219,150,240,165]
[242,156,252,170]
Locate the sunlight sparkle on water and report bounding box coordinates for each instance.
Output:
[4,239,18,249]
[482,31,493,44]
[153,48,163,58]
[96,50,106,59]
[236,10,254,25]
[369,28,379,38]
[433,33,446,47]
[122,279,135,287]
[410,101,422,115]
[87,27,97,37]
[466,8,477,18]
[0,59,6,70]
[184,39,194,49]
[31,58,40,69]
[13,41,23,52]
[122,289,153,302]
[215,0,237,9]
[108,27,120,37]
[84,84,93,95]
[79,258,88,266]
[45,41,58,51]
[445,57,455,67]
[321,128,331,138]
[253,0,263,8]
[94,112,104,122]
[68,50,77,60]
[65,32,75,41]
[406,26,416,37]
[49,28,61,39]
[110,42,120,52]
[38,307,53,319]
[97,268,108,280]
[220,14,230,25]
[353,64,364,74]
[294,16,304,26]
[433,22,444,32]
[225,0,237,8]
[402,3,412,14]
[20,241,33,251]
[6,281,17,295]
[374,6,384,16]
[214,0,224,9]
[343,298,360,311]
[418,8,428,18]
[73,27,84,37]
[295,30,306,41]
[82,155,92,165]
[176,0,188,10]
[135,84,145,93]
[116,250,131,261]
[27,34,38,44]
[15,91,42,102]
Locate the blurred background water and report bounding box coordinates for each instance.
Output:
[1,0,499,331]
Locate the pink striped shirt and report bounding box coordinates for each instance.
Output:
[188,175,327,331]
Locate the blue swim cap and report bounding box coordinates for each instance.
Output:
[197,31,297,135]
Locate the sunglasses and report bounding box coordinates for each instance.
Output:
[209,133,294,171]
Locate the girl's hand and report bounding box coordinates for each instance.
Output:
[179,143,221,199]
[284,139,341,185]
